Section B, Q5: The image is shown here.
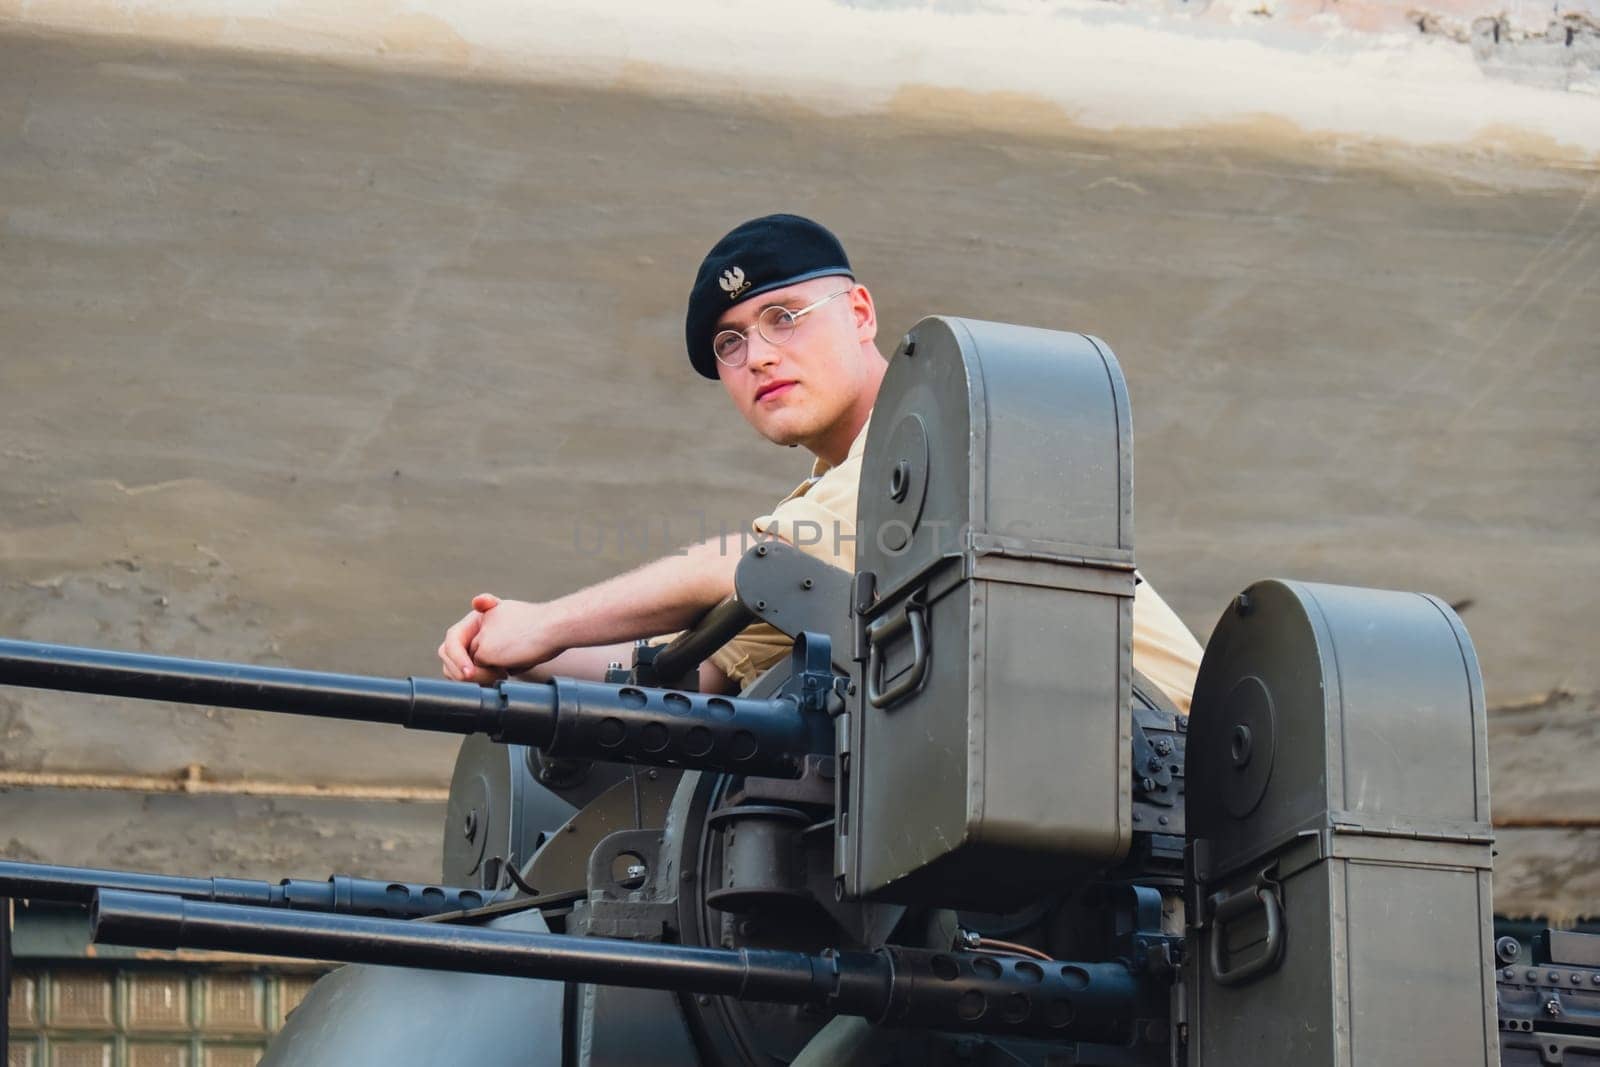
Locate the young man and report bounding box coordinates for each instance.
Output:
[439,214,1203,710]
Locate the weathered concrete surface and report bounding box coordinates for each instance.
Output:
[4,0,1599,157]
[0,789,445,882]
[1498,829,1600,920]
[1493,689,1600,916]
[0,29,1596,911]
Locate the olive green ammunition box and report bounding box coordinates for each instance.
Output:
[1187,580,1497,1066]
[840,318,1136,907]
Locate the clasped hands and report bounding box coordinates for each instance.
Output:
[437,594,561,684]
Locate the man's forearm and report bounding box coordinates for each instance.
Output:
[518,641,736,694]
[454,536,756,679]
[516,643,636,683]
[541,536,742,651]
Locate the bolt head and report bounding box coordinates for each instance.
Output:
[1229,724,1254,768]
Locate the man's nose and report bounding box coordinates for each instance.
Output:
[744,332,784,373]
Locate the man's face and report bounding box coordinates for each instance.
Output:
[713,276,875,450]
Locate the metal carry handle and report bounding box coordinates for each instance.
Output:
[1208,881,1285,986]
[652,598,757,684]
[865,600,928,709]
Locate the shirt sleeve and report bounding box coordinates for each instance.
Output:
[1130,580,1205,715]
[713,456,865,688]
[752,452,863,572]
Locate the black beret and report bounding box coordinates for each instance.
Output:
[685,213,853,379]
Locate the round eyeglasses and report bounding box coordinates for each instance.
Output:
[712,289,852,369]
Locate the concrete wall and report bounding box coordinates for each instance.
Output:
[0,7,1596,915]
[4,0,1598,154]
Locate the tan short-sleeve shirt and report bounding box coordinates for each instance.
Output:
[710,416,1204,713]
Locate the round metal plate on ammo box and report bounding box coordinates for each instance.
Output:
[1216,675,1276,818]
[442,734,561,889]
[444,759,492,882]
[877,413,929,552]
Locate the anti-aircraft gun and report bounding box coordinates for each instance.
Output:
[0,318,1594,1065]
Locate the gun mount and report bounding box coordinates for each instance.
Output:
[0,317,1583,1066]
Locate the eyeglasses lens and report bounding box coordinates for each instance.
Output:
[713,305,802,367]
[713,332,745,365]
[757,305,798,345]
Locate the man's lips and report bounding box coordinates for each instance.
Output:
[755,380,798,403]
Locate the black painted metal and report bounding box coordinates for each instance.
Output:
[538,678,826,780]
[0,637,550,740]
[703,805,811,914]
[874,947,1147,1042]
[91,891,1145,1041]
[1494,939,1600,1067]
[0,859,508,918]
[0,638,827,777]
[1535,929,1600,968]
[94,888,876,1004]
[651,599,757,684]
[733,543,855,673]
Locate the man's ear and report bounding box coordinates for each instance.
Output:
[851,284,878,343]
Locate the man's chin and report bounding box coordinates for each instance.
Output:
[751,413,816,449]
[759,428,809,449]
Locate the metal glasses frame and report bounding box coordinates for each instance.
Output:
[712,288,853,369]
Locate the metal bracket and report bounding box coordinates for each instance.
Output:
[1132,715,1177,808]
[571,828,678,942]
[783,631,848,719]
[1113,885,1182,977]
[735,541,854,673]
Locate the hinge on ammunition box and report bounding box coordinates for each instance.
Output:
[1329,822,1494,846]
